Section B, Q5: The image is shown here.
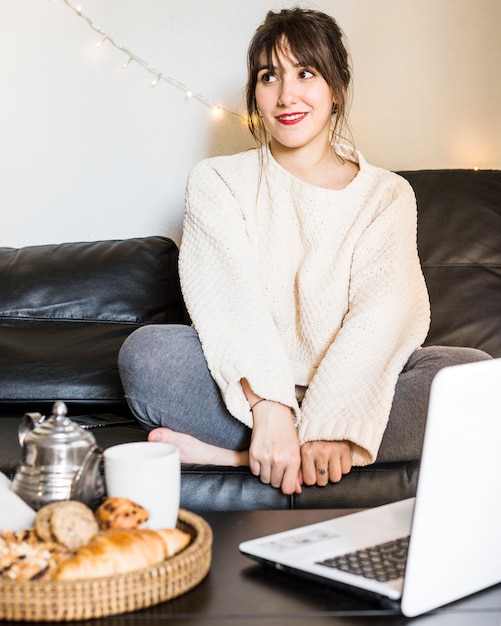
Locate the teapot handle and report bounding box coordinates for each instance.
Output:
[18,412,46,446]
[71,445,105,508]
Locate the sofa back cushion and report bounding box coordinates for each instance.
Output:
[0,236,185,324]
[400,169,501,358]
[0,236,188,406]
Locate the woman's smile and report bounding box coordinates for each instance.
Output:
[275,112,309,125]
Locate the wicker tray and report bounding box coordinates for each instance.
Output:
[0,509,212,622]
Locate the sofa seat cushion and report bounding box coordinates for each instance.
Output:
[1,408,418,512]
[180,462,419,512]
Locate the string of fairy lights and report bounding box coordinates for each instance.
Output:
[60,0,242,120]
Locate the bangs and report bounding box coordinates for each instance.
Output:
[256,23,330,77]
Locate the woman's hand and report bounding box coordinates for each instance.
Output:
[300,440,353,487]
[249,401,302,495]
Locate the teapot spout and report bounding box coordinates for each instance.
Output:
[71,445,105,509]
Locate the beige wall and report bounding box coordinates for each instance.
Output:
[0,0,499,247]
[345,0,500,171]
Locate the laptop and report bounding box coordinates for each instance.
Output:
[239,357,501,617]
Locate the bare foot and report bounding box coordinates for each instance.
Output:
[148,427,249,467]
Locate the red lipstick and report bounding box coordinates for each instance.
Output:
[276,112,308,125]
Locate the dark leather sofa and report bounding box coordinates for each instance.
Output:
[1,169,500,512]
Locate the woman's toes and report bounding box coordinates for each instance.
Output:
[147,427,173,442]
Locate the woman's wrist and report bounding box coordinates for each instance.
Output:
[249,398,273,412]
[250,400,294,428]
[241,378,292,417]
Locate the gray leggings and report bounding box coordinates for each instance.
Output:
[118,325,491,463]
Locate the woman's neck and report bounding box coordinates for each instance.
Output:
[269,139,359,191]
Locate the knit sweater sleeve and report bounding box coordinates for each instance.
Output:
[179,159,299,427]
[297,174,430,465]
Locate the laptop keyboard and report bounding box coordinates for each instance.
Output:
[317,536,410,582]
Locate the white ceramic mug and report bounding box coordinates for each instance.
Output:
[103,441,180,529]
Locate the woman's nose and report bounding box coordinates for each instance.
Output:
[277,79,297,107]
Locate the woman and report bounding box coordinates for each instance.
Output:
[118,8,490,495]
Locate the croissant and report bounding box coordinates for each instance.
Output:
[53,528,191,581]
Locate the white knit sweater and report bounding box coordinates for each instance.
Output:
[179,145,430,466]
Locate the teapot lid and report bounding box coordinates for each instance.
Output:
[22,401,97,447]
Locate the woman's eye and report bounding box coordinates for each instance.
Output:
[299,69,314,79]
[260,72,277,84]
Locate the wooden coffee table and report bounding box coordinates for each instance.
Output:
[114,509,501,624]
[116,509,501,626]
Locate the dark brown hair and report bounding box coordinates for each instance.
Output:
[246,8,352,146]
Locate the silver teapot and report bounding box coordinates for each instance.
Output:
[11,401,104,510]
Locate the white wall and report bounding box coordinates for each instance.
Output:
[1,0,499,248]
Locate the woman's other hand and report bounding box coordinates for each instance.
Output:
[249,401,302,495]
[300,440,352,487]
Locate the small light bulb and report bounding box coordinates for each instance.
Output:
[96,36,107,48]
[473,166,479,171]
[212,105,223,118]
[76,5,83,15]
[122,56,133,69]
[151,74,161,87]
[186,90,193,99]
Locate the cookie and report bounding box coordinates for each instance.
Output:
[34,502,61,542]
[49,501,99,552]
[95,497,149,530]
